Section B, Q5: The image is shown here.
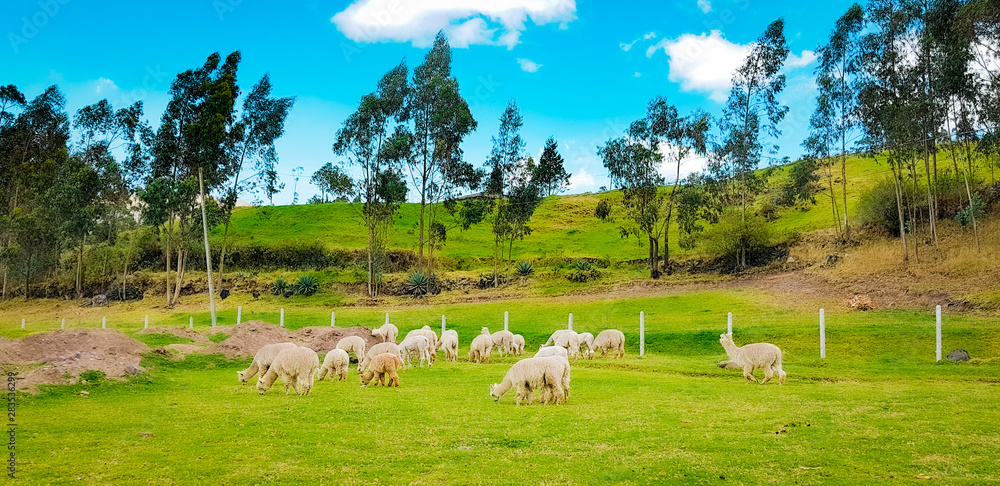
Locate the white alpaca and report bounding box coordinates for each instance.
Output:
[237,342,297,385]
[439,329,459,362]
[593,329,626,359]
[511,334,525,356]
[489,357,567,405]
[718,333,786,385]
[576,332,595,359]
[256,347,320,396]
[405,327,438,363]
[359,341,401,372]
[316,349,350,381]
[534,345,568,359]
[491,330,515,357]
[546,329,581,358]
[537,356,571,404]
[335,336,366,368]
[469,328,493,363]
[372,323,399,343]
[398,335,432,368]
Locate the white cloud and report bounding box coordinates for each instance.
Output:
[517,58,542,73]
[697,0,712,14]
[786,50,817,69]
[657,142,711,182]
[648,30,749,102]
[620,39,637,52]
[644,31,657,40]
[94,78,118,94]
[568,167,597,193]
[634,72,642,78]
[331,0,577,49]
[648,30,815,103]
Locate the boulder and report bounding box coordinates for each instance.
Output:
[945,349,970,362]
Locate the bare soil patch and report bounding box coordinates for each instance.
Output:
[0,329,149,391]
[291,326,379,354]
[203,320,378,358]
[137,326,212,345]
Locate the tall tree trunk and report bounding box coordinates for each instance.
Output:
[199,168,217,326]
[76,236,85,299]
[165,221,172,306]
[960,137,981,255]
[2,267,7,300]
[171,248,186,306]
[924,148,938,249]
[841,136,849,241]
[891,163,908,262]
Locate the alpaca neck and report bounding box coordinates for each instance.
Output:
[494,376,513,398]
[720,339,740,360]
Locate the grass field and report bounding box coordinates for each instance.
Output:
[6,289,1000,484]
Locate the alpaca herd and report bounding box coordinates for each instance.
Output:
[240,320,788,401]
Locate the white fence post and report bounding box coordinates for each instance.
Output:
[189,317,193,329]
[727,312,732,335]
[504,311,509,332]
[102,317,106,329]
[61,318,65,329]
[237,306,242,326]
[385,313,389,326]
[819,308,826,359]
[639,312,645,357]
[280,308,285,327]
[144,315,149,329]
[568,313,573,331]
[441,315,446,335]
[331,311,335,327]
[936,305,942,362]
[21,318,25,329]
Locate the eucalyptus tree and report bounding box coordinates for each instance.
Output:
[311,162,353,202]
[808,3,865,241]
[332,62,410,297]
[146,51,241,314]
[483,99,540,282]
[216,74,295,291]
[712,18,789,268]
[404,31,478,270]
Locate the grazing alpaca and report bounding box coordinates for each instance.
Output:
[489,357,566,405]
[360,353,404,387]
[719,333,786,385]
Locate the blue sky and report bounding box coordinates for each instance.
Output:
[3,0,862,204]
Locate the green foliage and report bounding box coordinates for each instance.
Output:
[293,275,319,296]
[594,199,612,221]
[515,261,534,277]
[78,369,106,383]
[405,271,430,296]
[856,178,921,236]
[272,278,289,296]
[532,137,571,196]
[131,333,193,347]
[703,209,777,269]
[777,158,820,206]
[566,268,601,283]
[955,193,986,228]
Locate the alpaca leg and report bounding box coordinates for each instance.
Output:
[743,365,757,384]
[390,371,399,387]
[762,366,773,385]
[776,366,786,385]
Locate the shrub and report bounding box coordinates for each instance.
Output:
[293,276,319,296]
[477,272,507,289]
[702,208,777,269]
[515,261,534,277]
[595,199,612,221]
[79,370,106,383]
[406,272,430,296]
[954,194,986,229]
[574,260,593,271]
[272,278,289,296]
[567,269,600,283]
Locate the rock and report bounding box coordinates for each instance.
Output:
[78,390,90,397]
[92,294,108,306]
[787,256,796,264]
[124,365,143,376]
[945,349,970,362]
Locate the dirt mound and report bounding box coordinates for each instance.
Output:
[137,326,211,345]
[204,320,293,358]
[0,329,150,392]
[292,326,377,353]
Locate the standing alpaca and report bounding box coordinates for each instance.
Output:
[718,333,786,385]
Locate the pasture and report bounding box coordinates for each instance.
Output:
[7,289,1000,484]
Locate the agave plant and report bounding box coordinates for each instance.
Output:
[271,278,288,296]
[406,272,430,296]
[294,276,319,296]
[515,261,534,277]
[575,260,593,271]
